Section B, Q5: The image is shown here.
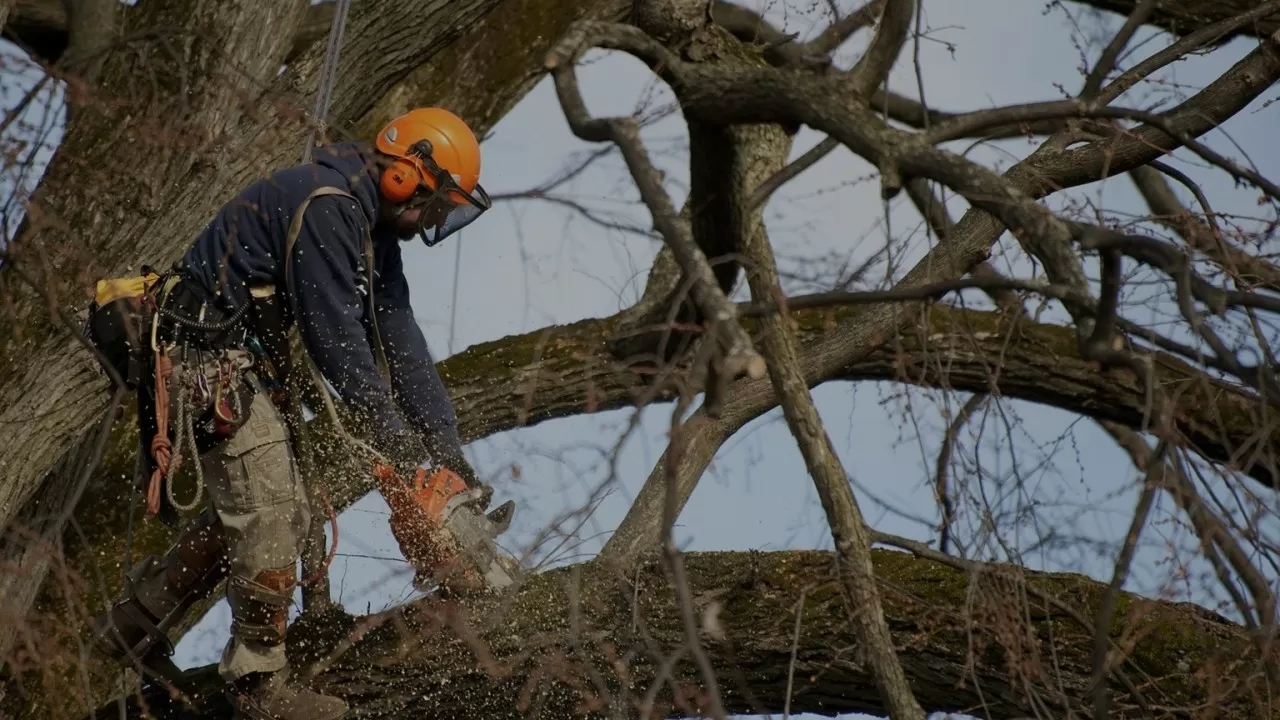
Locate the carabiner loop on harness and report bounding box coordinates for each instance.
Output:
[213,358,235,424]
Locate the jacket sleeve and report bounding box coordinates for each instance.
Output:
[372,241,465,462]
[285,194,415,454]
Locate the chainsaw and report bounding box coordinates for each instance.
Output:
[373,460,518,593]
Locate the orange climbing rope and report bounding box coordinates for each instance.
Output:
[146,345,181,515]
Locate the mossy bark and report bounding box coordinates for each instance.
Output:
[97,549,1270,719]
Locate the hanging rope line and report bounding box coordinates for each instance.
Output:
[295,0,353,583]
[302,0,353,163]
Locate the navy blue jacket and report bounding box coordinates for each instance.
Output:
[179,141,461,459]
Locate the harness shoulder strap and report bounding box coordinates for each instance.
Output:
[276,185,389,467]
[281,185,391,384]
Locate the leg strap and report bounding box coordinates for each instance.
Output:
[227,566,295,647]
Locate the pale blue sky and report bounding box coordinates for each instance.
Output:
[3,1,1279,718]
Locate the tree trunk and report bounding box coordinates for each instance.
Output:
[94,549,1268,720]
[0,0,625,699]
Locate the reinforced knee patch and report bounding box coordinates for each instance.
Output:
[227,566,296,647]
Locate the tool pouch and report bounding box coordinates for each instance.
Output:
[82,273,162,393]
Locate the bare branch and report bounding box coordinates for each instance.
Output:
[1089,425,1167,720]
[845,0,915,98]
[1129,163,1280,292]
[808,0,886,56]
[924,101,1280,201]
[741,156,925,720]
[747,136,839,211]
[934,393,988,557]
[545,35,768,401]
[1163,447,1280,681]
[1079,0,1159,97]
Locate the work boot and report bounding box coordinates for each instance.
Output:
[225,668,348,720]
[90,510,228,672]
[224,566,348,720]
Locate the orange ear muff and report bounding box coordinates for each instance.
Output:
[380,157,423,204]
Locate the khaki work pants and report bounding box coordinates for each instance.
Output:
[166,347,312,681]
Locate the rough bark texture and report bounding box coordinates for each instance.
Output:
[0,0,625,701]
[0,0,316,682]
[93,549,1269,720]
[6,0,1274,64]
[0,1,13,38]
[3,0,335,65]
[1079,0,1279,40]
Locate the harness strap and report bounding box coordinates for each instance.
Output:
[272,185,392,467]
[280,185,391,384]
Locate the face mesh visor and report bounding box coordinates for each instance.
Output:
[416,184,490,247]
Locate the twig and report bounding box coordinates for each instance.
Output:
[1088,433,1167,720]
[748,136,840,211]
[784,587,806,720]
[1079,0,1159,98]
[934,393,988,556]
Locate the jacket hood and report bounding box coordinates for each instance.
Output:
[310,141,385,226]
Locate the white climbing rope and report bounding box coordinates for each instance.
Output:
[166,364,205,513]
[302,0,353,163]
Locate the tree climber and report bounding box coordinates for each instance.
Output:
[83,107,514,720]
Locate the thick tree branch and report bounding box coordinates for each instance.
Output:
[1080,0,1280,41]
[95,549,1268,720]
[3,0,335,65]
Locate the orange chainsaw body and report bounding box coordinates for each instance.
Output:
[373,461,485,590]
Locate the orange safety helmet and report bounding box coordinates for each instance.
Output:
[375,107,491,247]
